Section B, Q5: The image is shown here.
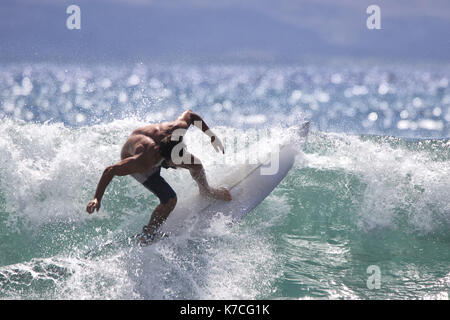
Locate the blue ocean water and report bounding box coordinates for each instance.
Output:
[0,61,449,299]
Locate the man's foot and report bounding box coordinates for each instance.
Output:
[200,187,232,201]
[137,226,168,246]
[136,233,153,246]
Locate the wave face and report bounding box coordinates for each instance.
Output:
[0,62,449,299]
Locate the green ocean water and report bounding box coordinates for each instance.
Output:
[0,119,449,299]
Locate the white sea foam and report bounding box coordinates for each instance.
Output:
[302,132,450,233]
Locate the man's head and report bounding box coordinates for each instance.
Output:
[159,135,184,160]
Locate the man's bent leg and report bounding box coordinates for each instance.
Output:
[173,152,231,201]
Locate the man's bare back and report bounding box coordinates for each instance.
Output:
[86,110,231,241]
[121,121,183,160]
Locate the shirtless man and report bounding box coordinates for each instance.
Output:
[86,110,231,240]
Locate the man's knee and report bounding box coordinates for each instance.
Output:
[188,163,205,177]
[162,196,177,211]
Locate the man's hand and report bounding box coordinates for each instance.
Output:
[86,198,101,214]
[211,135,225,154]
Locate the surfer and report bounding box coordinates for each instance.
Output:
[86,109,231,240]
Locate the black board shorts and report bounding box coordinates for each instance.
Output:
[132,141,186,204]
[133,160,177,204]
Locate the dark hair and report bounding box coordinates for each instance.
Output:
[159,135,183,160]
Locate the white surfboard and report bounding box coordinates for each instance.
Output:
[151,121,310,238]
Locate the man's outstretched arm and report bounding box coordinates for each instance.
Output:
[86,154,148,214]
[176,109,225,154]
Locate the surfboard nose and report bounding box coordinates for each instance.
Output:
[287,121,310,143]
[298,121,310,137]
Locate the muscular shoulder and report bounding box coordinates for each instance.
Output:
[177,109,194,122]
[154,111,193,135]
[172,109,195,129]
